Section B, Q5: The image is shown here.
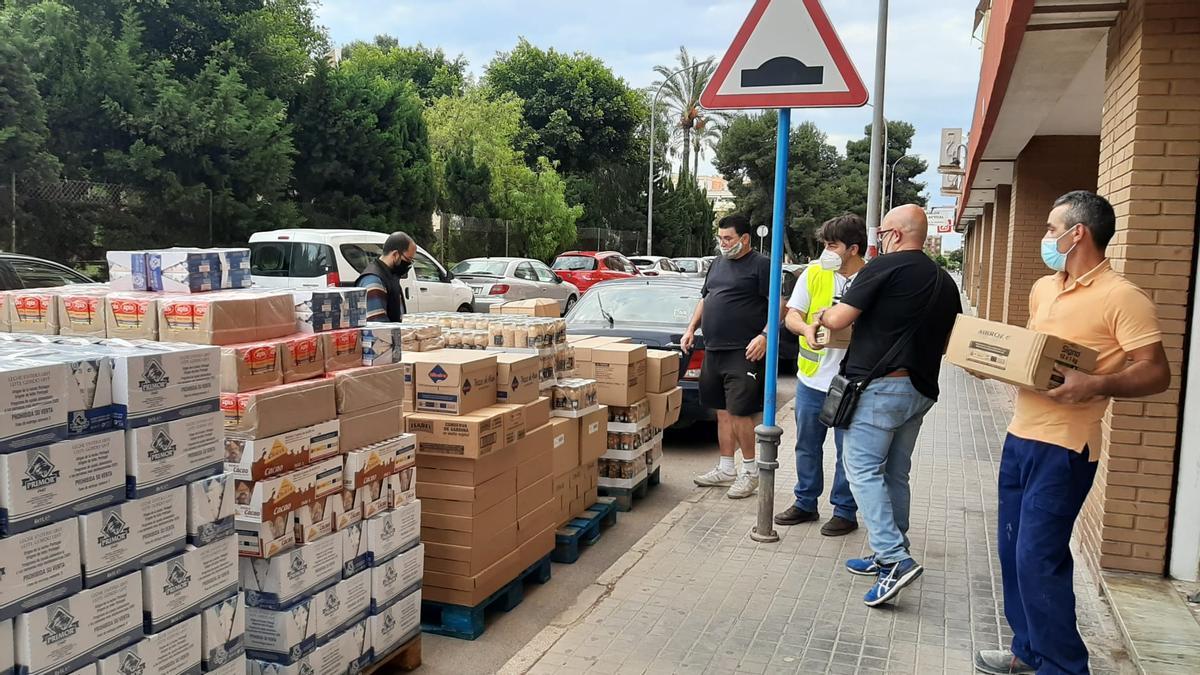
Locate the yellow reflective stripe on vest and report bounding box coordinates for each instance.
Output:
[798,264,836,377]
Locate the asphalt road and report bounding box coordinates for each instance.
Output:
[421,375,798,674]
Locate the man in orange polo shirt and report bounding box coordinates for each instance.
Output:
[975,191,1170,675]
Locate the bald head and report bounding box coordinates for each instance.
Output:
[880,204,929,253]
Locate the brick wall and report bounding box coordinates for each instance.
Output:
[972,210,990,304]
[986,185,1012,322]
[1086,0,1200,575]
[1001,136,1100,327]
[979,204,995,320]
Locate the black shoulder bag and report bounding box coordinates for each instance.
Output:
[818,267,945,429]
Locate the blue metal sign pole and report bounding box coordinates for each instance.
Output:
[751,108,790,543]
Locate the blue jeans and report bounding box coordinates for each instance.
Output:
[843,377,933,565]
[793,384,856,520]
[999,434,1097,675]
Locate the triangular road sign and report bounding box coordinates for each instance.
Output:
[701,0,869,110]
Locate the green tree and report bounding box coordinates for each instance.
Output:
[340,38,468,102]
[842,120,928,211]
[0,32,60,181]
[947,247,963,271]
[290,61,436,236]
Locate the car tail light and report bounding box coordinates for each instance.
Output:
[683,349,704,380]
[488,284,510,295]
[326,271,341,286]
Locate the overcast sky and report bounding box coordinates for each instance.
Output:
[315,0,979,247]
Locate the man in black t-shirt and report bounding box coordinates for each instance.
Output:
[681,214,774,500]
[809,204,961,608]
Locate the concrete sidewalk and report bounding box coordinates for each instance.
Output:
[503,366,1134,674]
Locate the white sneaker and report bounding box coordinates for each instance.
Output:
[694,467,737,487]
[727,473,759,499]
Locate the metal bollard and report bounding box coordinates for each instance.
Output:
[751,423,782,543]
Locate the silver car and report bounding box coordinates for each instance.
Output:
[671,257,711,278]
[451,257,581,315]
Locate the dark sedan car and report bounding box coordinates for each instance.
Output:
[565,271,801,427]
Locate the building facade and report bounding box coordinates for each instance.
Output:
[953,0,1199,594]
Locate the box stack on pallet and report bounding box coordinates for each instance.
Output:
[405,342,559,640]
[225,298,424,673]
[0,249,248,675]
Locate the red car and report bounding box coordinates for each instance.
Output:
[551,251,641,293]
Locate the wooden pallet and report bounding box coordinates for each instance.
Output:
[553,497,618,564]
[647,467,661,487]
[364,633,421,673]
[420,554,553,640]
[598,475,649,512]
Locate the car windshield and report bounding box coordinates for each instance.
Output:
[674,259,698,272]
[339,243,384,273]
[451,260,509,277]
[569,284,699,325]
[552,256,596,271]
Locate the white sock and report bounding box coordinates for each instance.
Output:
[718,456,735,474]
[743,459,759,476]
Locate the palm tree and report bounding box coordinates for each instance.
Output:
[690,116,722,179]
[651,46,729,182]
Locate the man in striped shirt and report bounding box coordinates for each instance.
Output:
[358,232,416,322]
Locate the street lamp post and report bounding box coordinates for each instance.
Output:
[647,60,713,257]
[887,153,910,213]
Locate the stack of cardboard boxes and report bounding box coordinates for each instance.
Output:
[0,335,240,675]
[406,348,558,609]
[223,307,422,672]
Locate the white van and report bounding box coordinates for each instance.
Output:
[248,229,475,313]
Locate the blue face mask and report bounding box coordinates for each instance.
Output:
[1040,227,1078,272]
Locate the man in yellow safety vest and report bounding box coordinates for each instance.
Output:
[775,214,867,536]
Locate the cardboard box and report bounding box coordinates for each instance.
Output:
[578,406,608,464]
[158,293,255,345]
[338,402,403,452]
[224,420,339,482]
[360,323,404,367]
[407,351,497,416]
[365,500,421,567]
[0,358,69,453]
[0,618,12,675]
[946,314,1100,390]
[384,465,416,511]
[0,292,8,332]
[368,589,419,660]
[293,289,367,335]
[277,333,324,384]
[517,475,552,517]
[103,293,158,341]
[332,363,406,414]
[495,353,540,404]
[125,411,224,498]
[0,519,82,622]
[207,654,246,675]
[244,597,316,665]
[56,287,110,338]
[399,354,416,413]
[1,345,117,437]
[334,621,371,674]
[7,289,60,335]
[517,447,552,493]
[236,466,315,529]
[422,547,521,606]
[107,251,148,291]
[490,403,527,447]
[515,421,552,472]
[517,496,555,545]
[421,494,516,548]
[294,493,335,546]
[141,535,239,633]
[370,544,422,614]
[549,417,579,476]
[221,379,336,439]
[320,329,362,373]
[344,434,413,490]
[14,572,143,675]
[414,444,516,487]
[145,249,221,293]
[816,324,852,350]
[200,594,245,671]
[220,342,283,393]
[78,487,187,588]
[97,613,201,675]
[417,467,515,517]
[647,387,682,429]
[312,572,370,645]
[188,472,237,547]
[552,474,570,527]
[340,521,369,579]
[645,350,680,394]
[585,344,646,406]
[493,298,559,317]
[237,511,296,559]
[0,430,125,536]
[422,523,516,578]
[109,342,221,429]
[406,407,505,459]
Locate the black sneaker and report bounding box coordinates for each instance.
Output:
[774,506,819,526]
[820,516,858,537]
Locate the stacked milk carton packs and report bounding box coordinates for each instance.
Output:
[107,248,252,294]
[0,334,243,675]
[221,313,423,673]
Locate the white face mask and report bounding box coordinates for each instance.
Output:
[818,249,843,270]
[717,240,744,259]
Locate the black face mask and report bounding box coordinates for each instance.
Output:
[393,259,412,277]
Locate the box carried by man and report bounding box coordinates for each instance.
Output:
[946,315,1098,390]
